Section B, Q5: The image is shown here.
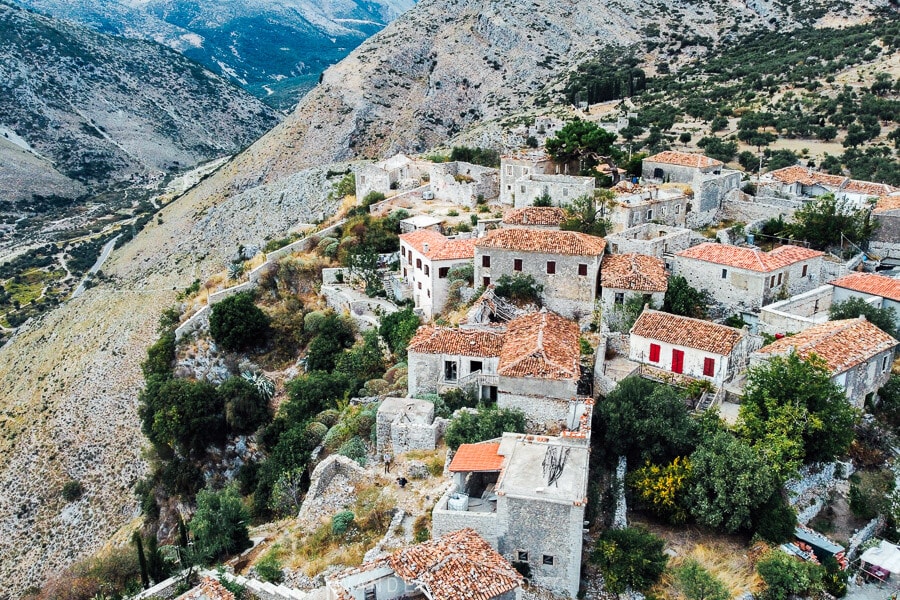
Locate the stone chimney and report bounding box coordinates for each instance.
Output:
[423,243,430,254]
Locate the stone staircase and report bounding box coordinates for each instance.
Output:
[199,570,326,600]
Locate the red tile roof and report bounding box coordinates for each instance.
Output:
[831,272,900,303]
[400,229,475,261]
[601,254,669,292]
[757,317,898,373]
[476,228,606,256]
[498,310,580,380]
[645,151,723,169]
[843,179,898,196]
[874,195,900,214]
[176,578,235,600]
[764,166,848,188]
[502,206,566,226]
[408,326,504,357]
[449,443,504,472]
[631,309,745,355]
[677,243,822,272]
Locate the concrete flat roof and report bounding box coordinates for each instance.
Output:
[496,434,588,504]
[401,215,444,227]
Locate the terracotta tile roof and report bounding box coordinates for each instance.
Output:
[645,150,723,169]
[498,310,580,380]
[476,228,606,256]
[874,195,900,214]
[830,272,900,303]
[601,254,669,292]
[449,443,504,472]
[400,229,475,261]
[502,206,566,226]
[843,179,898,196]
[757,317,898,373]
[408,326,504,357]
[677,243,822,272]
[176,578,235,600]
[631,309,745,355]
[388,528,522,600]
[764,165,847,187]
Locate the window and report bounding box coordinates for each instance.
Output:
[802,264,808,277]
[547,261,556,274]
[675,204,681,214]
[884,355,890,372]
[721,269,728,279]
[614,292,625,305]
[517,551,529,562]
[403,268,407,277]
[424,265,430,276]
[514,258,523,272]
[520,185,526,193]
[506,166,512,175]
[649,343,661,362]
[770,275,776,288]
[671,349,684,374]
[578,263,588,276]
[703,357,715,377]
[416,258,422,270]
[470,360,483,373]
[482,255,491,268]
[438,267,449,278]
[401,247,406,257]
[542,555,555,566]
[563,188,569,197]
[444,361,458,381]
[427,290,431,297]
[661,206,667,216]
[646,209,653,220]
[777,272,783,286]
[417,282,422,289]
[483,276,491,287]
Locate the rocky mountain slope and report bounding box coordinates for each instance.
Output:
[12,0,416,109]
[0,0,894,595]
[0,0,279,204]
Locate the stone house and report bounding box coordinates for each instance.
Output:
[599,254,668,328]
[607,181,690,233]
[376,397,444,454]
[407,310,591,429]
[501,206,566,230]
[326,528,522,600]
[605,223,693,260]
[399,229,475,319]
[511,173,595,208]
[673,243,825,319]
[474,228,607,321]
[831,272,900,325]
[641,151,742,225]
[752,316,898,408]
[869,195,900,262]
[355,154,430,200]
[428,161,500,207]
[629,309,750,386]
[399,214,444,234]
[499,151,556,206]
[758,166,898,209]
[432,433,589,598]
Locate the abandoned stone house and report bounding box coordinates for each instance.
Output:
[432,433,589,598]
[474,228,607,321]
[501,206,566,230]
[499,150,555,206]
[375,397,444,454]
[428,161,500,207]
[604,223,693,261]
[641,151,742,225]
[752,316,898,408]
[406,310,593,429]
[629,308,751,386]
[758,166,899,209]
[398,229,475,319]
[606,181,690,233]
[673,243,825,319]
[355,154,430,200]
[511,173,596,208]
[325,528,522,600]
[869,195,900,262]
[399,214,444,234]
[599,254,668,329]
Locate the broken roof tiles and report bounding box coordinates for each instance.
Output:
[601,253,669,292]
[408,326,505,357]
[498,310,580,380]
[677,242,822,272]
[631,309,745,356]
[476,228,607,256]
[502,206,567,226]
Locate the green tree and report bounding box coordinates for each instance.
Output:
[449,146,501,168]
[739,353,857,476]
[334,330,385,382]
[875,374,900,429]
[219,376,271,435]
[347,243,383,296]
[560,192,613,236]
[444,406,526,450]
[675,559,729,600]
[305,313,356,372]
[596,376,697,466]
[829,297,898,338]
[139,377,226,455]
[209,292,270,352]
[335,172,356,198]
[379,307,421,355]
[686,430,775,533]
[545,119,618,174]
[283,371,354,425]
[663,276,711,319]
[494,273,544,304]
[591,527,668,596]
[533,191,553,207]
[752,491,797,543]
[142,332,176,379]
[696,136,738,163]
[190,485,251,563]
[756,550,824,600]
[786,193,874,249]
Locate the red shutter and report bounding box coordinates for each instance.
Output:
[671,349,684,374]
[703,357,715,377]
[649,343,660,362]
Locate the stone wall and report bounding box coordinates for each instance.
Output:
[786,461,854,525]
[718,197,799,224]
[432,488,501,546]
[174,305,210,341]
[513,174,595,208]
[758,285,833,336]
[694,170,742,213]
[871,213,900,260]
[299,455,368,522]
[605,224,693,258]
[429,161,499,207]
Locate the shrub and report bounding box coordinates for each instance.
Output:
[675,559,729,600]
[413,514,431,542]
[338,436,368,465]
[220,376,271,434]
[362,191,386,207]
[753,491,797,543]
[255,548,284,583]
[591,527,668,594]
[494,274,543,304]
[332,510,355,535]
[61,480,84,502]
[379,307,421,354]
[756,550,824,600]
[315,409,341,428]
[190,485,251,563]
[209,292,270,352]
[444,406,526,450]
[628,457,691,523]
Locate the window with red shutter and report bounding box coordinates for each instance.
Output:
[703,357,715,377]
[649,344,660,362]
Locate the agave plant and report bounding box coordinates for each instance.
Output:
[227,261,245,282]
[242,370,274,400]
